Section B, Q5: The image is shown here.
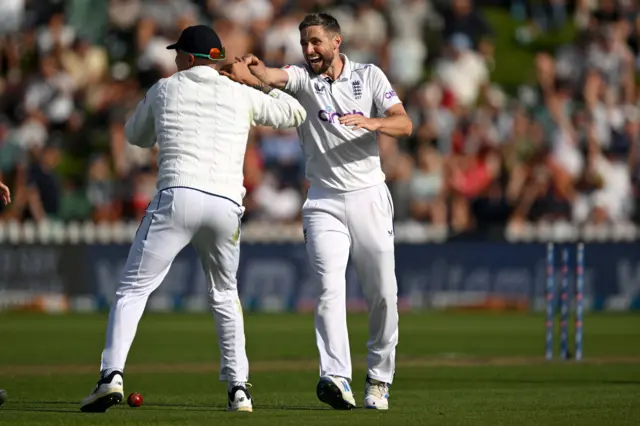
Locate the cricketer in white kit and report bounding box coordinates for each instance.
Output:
[80,25,307,413]
[238,13,412,410]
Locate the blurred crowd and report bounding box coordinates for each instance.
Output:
[1,0,640,235]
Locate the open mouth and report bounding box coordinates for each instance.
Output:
[308,57,322,65]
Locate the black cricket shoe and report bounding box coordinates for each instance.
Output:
[228,384,253,412]
[80,370,124,413]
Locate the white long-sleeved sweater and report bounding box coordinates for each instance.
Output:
[124,66,307,205]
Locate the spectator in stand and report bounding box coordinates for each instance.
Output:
[0,0,639,236]
[434,33,490,109]
[440,0,494,59]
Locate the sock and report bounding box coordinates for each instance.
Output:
[228,382,245,392]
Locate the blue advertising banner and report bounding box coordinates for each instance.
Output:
[78,243,640,313]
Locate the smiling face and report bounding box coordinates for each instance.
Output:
[299,25,340,75]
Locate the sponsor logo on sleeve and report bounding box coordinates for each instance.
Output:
[384,90,397,99]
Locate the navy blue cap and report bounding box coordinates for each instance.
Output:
[166,25,226,60]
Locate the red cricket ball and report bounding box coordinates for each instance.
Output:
[127,392,143,408]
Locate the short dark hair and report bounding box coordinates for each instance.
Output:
[299,13,341,34]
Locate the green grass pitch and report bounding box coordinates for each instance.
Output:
[1,311,639,425]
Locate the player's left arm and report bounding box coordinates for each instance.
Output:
[371,103,412,138]
[124,82,160,148]
[338,65,412,137]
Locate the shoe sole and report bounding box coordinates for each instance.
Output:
[365,404,389,410]
[316,378,355,410]
[364,398,389,410]
[228,406,253,412]
[80,392,123,413]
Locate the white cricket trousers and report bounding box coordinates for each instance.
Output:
[302,182,399,384]
[100,187,248,383]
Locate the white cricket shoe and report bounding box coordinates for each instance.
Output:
[364,376,390,410]
[228,384,253,412]
[80,371,124,412]
[316,375,356,410]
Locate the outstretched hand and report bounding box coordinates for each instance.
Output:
[239,54,268,80]
[240,54,264,69]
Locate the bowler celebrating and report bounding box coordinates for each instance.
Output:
[80,25,306,413]
[238,12,412,410]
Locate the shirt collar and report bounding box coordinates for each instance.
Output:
[319,53,351,83]
[336,54,352,82]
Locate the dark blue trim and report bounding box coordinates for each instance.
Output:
[158,186,241,208]
[142,191,163,241]
[384,183,395,234]
[133,200,152,238]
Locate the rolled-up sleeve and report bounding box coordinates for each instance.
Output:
[246,87,307,129]
[124,81,161,148]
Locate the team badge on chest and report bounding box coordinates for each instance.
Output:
[351,80,362,100]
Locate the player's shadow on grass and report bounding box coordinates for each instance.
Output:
[140,404,228,411]
[13,402,229,413]
[147,402,327,411]
[21,401,354,412]
[257,404,330,411]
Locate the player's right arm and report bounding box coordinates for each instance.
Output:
[243,80,307,129]
[241,54,308,95]
[240,54,290,90]
[221,60,307,128]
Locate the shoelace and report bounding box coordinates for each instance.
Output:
[366,381,388,399]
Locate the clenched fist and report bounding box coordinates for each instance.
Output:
[219,57,255,85]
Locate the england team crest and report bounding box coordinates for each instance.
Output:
[351,80,362,99]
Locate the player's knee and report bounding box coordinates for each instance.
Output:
[380,288,398,306]
[317,278,346,301]
[115,282,151,297]
[366,283,398,308]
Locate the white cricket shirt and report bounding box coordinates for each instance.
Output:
[124,65,307,205]
[284,54,401,192]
